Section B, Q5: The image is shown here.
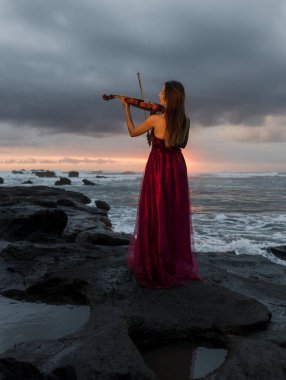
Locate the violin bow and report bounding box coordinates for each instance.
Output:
[137,73,147,120]
[137,72,151,146]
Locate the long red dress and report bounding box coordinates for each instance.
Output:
[127,128,203,288]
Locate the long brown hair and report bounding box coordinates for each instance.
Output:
[163,81,190,149]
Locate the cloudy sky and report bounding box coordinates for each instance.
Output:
[0,0,285,173]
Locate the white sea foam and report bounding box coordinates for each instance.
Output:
[212,172,279,178]
[214,213,227,221]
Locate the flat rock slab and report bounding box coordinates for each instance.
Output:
[0,245,274,380]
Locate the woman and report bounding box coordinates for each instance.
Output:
[121,80,203,288]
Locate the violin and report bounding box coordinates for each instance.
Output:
[102,73,163,147]
[102,94,165,114]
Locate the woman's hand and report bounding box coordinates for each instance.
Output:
[120,96,129,111]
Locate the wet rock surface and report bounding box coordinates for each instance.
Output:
[54,177,71,186]
[0,186,285,379]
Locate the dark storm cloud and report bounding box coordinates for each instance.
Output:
[0,0,286,138]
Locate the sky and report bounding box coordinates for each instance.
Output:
[0,0,285,173]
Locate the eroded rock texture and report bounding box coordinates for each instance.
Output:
[0,186,285,380]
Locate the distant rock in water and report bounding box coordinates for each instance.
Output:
[55,177,71,185]
[34,170,56,178]
[82,179,96,186]
[0,177,3,184]
[96,175,108,178]
[68,171,79,177]
[12,170,24,174]
[22,180,33,184]
[95,200,111,211]
[87,170,103,174]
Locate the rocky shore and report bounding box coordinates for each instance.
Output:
[0,186,285,379]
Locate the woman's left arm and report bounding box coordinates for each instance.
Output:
[121,99,156,137]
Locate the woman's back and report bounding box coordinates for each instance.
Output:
[153,114,190,149]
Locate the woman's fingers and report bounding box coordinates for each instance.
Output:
[120,95,129,108]
[120,95,126,105]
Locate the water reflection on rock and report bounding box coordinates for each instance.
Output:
[0,295,90,354]
[140,340,228,380]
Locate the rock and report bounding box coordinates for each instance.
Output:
[0,186,285,379]
[68,171,79,178]
[0,207,68,241]
[23,276,89,305]
[0,357,44,380]
[0,186,112,243]
[55,177,71,186]
[0,177,3,184]
[268,245,286,261]
[56,199,76,207]
[82,179,96,186]
[34,171,56,178]
[12,170,24,174]
[34,200,57,208]
[204,336,286,380]
[22,180,33,184]
[75,229,131,246]
[0,186,91,206]
[95,200,110,211]
[96,175,108,178]
[121,171,135,174]
[0,248,278,380]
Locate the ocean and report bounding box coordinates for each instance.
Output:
[1,170,285,267]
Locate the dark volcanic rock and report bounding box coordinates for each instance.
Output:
[0,177,3,184]
[0,207,68,241]
[0,186,91,206]
[12,170,24,174]
[0,186,285,379]
[0,186,109,243]
[82,179,96,186]
[22,180,33,184]
[75,229,131,246]
[34,171,56,178]
[56,198,76,207]
[22,276,88,305]
[268,245,286,261]
[95,200,111,211]
[0,357,44,380]
[96,175,108,178]
[55,177,71,185]
[68,171,79,177]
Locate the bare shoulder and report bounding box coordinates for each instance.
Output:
[147,114,162,125]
